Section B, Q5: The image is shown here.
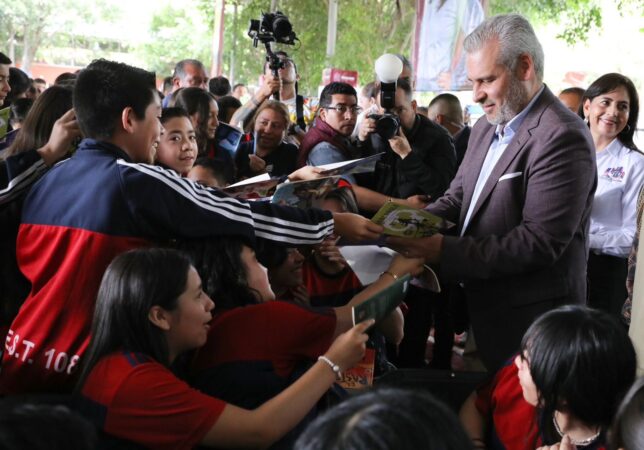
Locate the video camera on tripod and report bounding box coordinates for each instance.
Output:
[248,11,298,95]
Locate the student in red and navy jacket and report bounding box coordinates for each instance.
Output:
[0,59,382,395]
[459,306,636,450]
[77,247,372,450]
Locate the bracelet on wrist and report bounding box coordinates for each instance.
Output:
[318,355,342,379]
[380,271,399,281]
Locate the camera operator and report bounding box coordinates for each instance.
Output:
[230,51,312,144]
[357,78,457,202]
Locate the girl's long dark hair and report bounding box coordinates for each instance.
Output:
[520,305,636,445]
[176,237,260,311]
[172,87,216,155]
[4,85,73,158]
[76,248,191,390]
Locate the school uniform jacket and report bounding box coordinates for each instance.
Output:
[0,139,333,394]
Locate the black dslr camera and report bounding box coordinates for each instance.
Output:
[367,114,400,140]
[368,80,400,140]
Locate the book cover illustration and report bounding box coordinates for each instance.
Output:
[223,174,280,200]
[337,348,375,390]
[271,176,341,208]
[0,107,9,140]
[371,202,454,238]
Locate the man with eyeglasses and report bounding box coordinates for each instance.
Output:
[299,82,431,212]
[298,82,362,181]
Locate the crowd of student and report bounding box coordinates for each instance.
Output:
[0,11,643,450]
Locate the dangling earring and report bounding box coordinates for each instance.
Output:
[584,116,589,125]
[626,124,631,133]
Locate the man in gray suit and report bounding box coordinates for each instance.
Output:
[389,14,596,372]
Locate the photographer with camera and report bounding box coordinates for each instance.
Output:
[356,60,457,369]
[230,52,312,142]
[357,77,457,202]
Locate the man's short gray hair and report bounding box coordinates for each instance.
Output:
[172,59,205,80]
[463,14,544,81]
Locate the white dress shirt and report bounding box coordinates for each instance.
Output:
[590,138,644,257]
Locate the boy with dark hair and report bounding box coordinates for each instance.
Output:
[0,59,381,394]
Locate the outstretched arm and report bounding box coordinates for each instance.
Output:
[202,320,373,448]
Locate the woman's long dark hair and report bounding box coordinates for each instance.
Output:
[520,305,636,444]
[76,248,192,390]
[4,85,73,158]
[580,73,640,151]
[172,87,216,155]
[176,237,260,311]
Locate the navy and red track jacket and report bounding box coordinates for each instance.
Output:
[1,139,333,394]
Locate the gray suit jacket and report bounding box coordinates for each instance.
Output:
[426,86,596,369]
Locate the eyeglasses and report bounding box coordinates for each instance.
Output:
[323,104,363,115]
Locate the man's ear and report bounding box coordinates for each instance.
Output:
[318,107,327,123]
[411,99,417,113]
[121,107,137,134]
[148,305,172,331]
[172,76,181,89]
[515,53,533,81]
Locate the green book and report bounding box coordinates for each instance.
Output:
[352,274,411,326]
[371,201,454,238]
[0,107,9,140]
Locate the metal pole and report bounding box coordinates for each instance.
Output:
[326,0,338,59]
[210,0,226,77]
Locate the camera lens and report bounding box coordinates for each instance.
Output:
[272,16,292,41]
[375,115,400,140]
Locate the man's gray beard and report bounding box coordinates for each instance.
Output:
[488,75,529,126]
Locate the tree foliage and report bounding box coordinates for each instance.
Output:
[136,4,212,78]
[0,0,116,72]
[490,0,603,44]
[198,0,416,95]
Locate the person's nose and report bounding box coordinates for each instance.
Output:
[205,293,215,313]
[472,85,485,104]
[606,103,620,117]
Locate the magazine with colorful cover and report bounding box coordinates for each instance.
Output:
[352,273,411,326]
[371,201,454,238]
[222,174,280,199]
[270,176,341,208]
